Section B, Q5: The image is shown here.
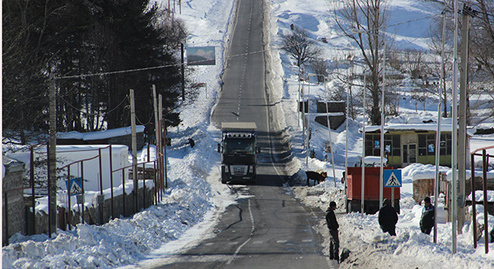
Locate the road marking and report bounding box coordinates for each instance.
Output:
[276,240,287,244]
[302,239,313,243]
[226,198,255,264]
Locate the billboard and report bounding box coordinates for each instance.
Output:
[187,46,216,65]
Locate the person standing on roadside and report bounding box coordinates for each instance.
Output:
[326,201,339,262]
[378,198,398,236]
[420,197,435,235]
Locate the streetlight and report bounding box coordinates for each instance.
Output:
[352,27,386,209]
[451,0,460,254]
[305,73,317,168]
[379,43,386,209]
[346,55,355,203]
[324,78,337,187]
[361,68,368,216]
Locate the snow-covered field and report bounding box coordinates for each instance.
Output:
[3,0,494,268]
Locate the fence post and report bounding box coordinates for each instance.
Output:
[154,161,157,204]
[81,161,85,225]
[134,164,138,214]
[30,146,35,234]
[482,150,489,254]
[142,163,146,209]
[122,169,126,217]
[98,148,104,224]
[471,153,477,249]
[109,146,114,219]
[4,192,9,246]
[67,166,71,230]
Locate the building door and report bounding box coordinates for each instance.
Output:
[402,144,417,166]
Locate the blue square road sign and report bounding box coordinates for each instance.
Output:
[384,169,402,187]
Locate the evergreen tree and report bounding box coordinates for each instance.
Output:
[3,0,186,141]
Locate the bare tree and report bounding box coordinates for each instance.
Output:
[311,57,328,83]
[334,0,389,125]
[468,0,494,125]
[470,0,494,79]
[428,11,454,118]
[281,27,321,68]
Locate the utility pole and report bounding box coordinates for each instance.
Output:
[130,89,138,212]
[361,71,367,217]
[153,85,159,146]
[458,4,471,235]
[181,43,185,101]
[441,12,448,118]
[451,0,460,254]
[379,43,386,209]
[159,94,167,189]
[152,85,161,194]
[48,79,57,237]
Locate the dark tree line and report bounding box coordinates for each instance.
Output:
[3,0,186,143]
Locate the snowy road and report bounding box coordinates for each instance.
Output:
[147,185,335,268]
[157,0,336,267]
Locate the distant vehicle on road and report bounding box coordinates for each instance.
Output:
[218,122,259,184]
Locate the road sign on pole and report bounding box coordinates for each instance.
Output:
[384,170,402,188]
[66,177,83,196]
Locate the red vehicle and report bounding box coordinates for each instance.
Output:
[346,167,400,214]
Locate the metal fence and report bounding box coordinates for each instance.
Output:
[3,143,167,245]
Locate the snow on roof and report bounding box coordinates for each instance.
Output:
[402,163,494,182]
[363,123,475,136]
[221,122,257,131]
[363,156,387,164]
[57,125,145,141]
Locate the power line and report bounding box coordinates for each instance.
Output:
[53,42,311,81]
[57,94,129,117]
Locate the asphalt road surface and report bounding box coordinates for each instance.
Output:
[153,0,337,267]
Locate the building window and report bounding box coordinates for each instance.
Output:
[418,133,452,156]
[365,134,400,157]
[440,133,452,155]
[418,134,435,156]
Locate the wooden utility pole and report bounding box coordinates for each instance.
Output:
[451,0,460,254]
[159,94,168,189]
[153,85,159,146]
[48,79,57,237]
[130,90,138,211]
[458,5,471,234]
[181,43,185,101]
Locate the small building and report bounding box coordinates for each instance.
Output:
[363,123,473,168]
[57,125,145,149]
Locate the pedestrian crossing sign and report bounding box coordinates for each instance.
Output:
[66,177,83,196]
[384,170,402,187]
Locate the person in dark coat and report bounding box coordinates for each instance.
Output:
[326,201,339,262]
[188,138,195,148]
[144,122,155,144]
[420,197,435,235]
[378,198,398,236]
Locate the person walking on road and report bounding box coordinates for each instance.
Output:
[378,198,398,236]
[420,197,435,235]
[326,201,339,262]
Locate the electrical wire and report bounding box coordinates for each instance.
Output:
[57,94,129,117]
